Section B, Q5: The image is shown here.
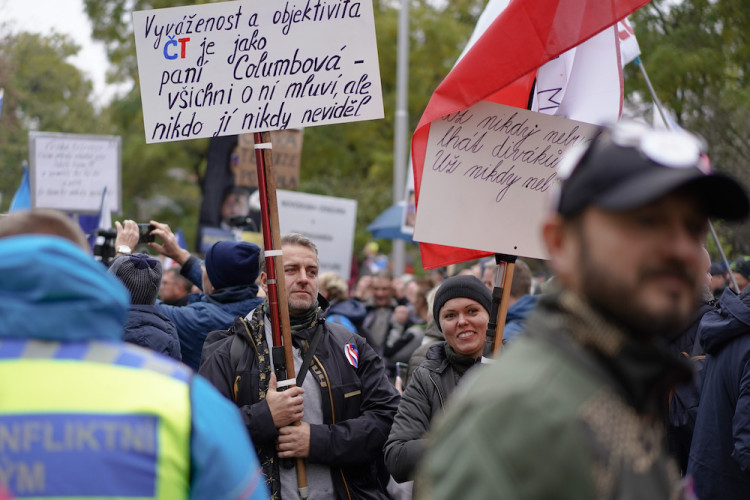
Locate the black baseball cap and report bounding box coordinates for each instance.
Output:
[556,121,749,221]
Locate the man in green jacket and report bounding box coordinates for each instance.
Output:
[416,122,749,499]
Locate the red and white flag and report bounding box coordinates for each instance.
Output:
[411,0,650,269]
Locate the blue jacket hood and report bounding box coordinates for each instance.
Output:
[699,287,750,355]
[328,298,367,323]
[506,294,538,322]
[0,235,129,341]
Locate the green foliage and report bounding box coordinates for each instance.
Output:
[0,30,100,210]
[627,0,750,257]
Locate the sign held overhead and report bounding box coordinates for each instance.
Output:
[414,102,598,260]
[132,0,384,143]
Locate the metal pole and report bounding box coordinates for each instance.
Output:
[392,0,409,276]
[635,56,736,290]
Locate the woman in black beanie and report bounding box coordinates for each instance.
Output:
[384,275,491,484]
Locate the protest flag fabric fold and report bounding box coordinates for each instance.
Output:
[412,0,650,269]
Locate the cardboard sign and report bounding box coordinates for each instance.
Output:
[29,132,121,214]
[232,129,303,189]
[413,102,598,259]
[277,190,357,280]
[132,0,383,143]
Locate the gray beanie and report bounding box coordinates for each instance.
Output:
[433,275,492,331]
[108,253,162,305]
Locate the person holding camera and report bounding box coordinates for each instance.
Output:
[115,219,263,371]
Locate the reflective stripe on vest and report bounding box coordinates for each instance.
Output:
[0,339,192,499]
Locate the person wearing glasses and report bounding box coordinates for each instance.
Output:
[415,121,749,499]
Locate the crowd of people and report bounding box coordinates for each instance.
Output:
[2,120,750,499]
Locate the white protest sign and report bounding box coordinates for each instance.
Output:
[414,102,598,260]
[29,132,121,214]
[277,190,357,280]
[132,0,383,143]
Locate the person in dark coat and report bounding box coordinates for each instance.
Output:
[199,233,400,499]
[108,253,181,360]
[687,285,750,498]
[114,220,263,371]
[384,275,491,483]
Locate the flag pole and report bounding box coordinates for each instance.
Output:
[634,57,739,293]
[484,253,516,356]
[253,131,309,500]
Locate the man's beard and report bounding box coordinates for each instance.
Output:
[578,236,699,340]
[287,286,317,315]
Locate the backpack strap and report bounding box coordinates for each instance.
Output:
[296,326,325,387]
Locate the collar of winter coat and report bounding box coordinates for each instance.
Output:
[206,282,259,304]
[0,235,129,342]
[531,291,692,415]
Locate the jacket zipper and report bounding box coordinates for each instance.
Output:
[313,355,352,500]
[428,373,445,409]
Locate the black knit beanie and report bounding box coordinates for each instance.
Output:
[108,253,162,305]
[432,275,492,331]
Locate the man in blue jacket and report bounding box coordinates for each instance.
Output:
[115,220,263,371]
[0,208,267,499]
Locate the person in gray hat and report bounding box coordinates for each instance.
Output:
[108,253,181,360]
[416,121,749,500]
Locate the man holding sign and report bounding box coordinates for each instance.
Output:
[416,121,749,499]
[199,233,400,499]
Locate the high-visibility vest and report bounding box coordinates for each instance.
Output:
[0,338,192,499]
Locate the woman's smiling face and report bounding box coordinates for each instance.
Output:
[439,297,489,358]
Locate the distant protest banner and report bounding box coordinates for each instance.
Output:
[132,0,383,143]
[29,132,121,214]
[413,102,598,260]
[277,190,357,280]
[232,129,303,189]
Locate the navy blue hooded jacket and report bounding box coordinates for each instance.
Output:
[688,288,750,498]
[123,304,182,361]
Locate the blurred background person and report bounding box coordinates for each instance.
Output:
[160,266,193,306]
[730,256,750,292]
[319,271,367,334]
[384,278,434,378]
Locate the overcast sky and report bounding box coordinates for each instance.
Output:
[3,0,118,106]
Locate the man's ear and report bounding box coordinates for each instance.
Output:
[260,271,268,295]
[542,213,579,290]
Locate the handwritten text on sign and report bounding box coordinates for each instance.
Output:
[132,0,384,144]
[29,132,121,214]
[413,102,598,260]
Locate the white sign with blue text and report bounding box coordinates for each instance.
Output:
[132,0,383,143]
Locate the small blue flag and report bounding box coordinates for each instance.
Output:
[9,162,31,212]
[175,228,188,250]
